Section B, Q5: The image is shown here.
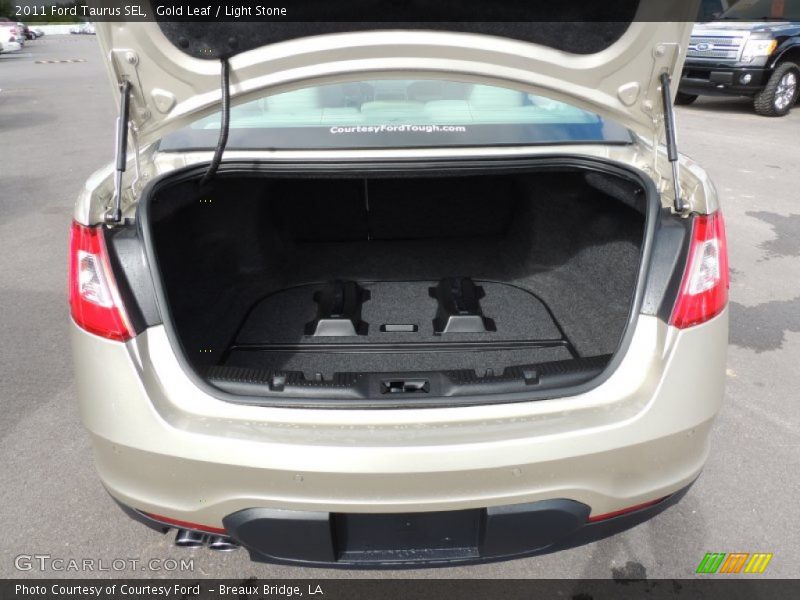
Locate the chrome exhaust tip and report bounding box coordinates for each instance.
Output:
[207,535,239,552]
[174,529,207,548]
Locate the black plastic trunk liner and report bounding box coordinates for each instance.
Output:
[223,280,576,378]
[206,354,612,403]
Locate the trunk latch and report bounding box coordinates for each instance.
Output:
[381,379,430,394]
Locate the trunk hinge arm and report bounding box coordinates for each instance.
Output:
[659,72,686,214]
[129,122,143,196]
[199,58,231,187]
[105,80,132,225]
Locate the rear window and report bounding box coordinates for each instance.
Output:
[159,78,632,151]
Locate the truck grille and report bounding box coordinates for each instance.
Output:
[687,35,747,62]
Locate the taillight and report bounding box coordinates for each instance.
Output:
[669,211,729,329]
[68,221,133,341]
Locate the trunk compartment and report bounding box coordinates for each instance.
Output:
[142,163,650,406]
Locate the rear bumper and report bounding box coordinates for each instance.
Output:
[72,310,727,561]
[679,64,770,97]
[121,483,693,567]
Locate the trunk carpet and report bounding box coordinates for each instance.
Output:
[225,280,573,377]
[234,281,564,345]
[276,236,639,358]
[149,171,645,379]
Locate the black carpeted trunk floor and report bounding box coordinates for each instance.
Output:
[234,280,564,344]
[224,280,573,377]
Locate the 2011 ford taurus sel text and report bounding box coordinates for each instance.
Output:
[70,6,729,566]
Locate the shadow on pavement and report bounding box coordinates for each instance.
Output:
[684,97,758,114]
[681,96,800,116]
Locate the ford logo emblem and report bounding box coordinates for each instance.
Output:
[696,43,713,51]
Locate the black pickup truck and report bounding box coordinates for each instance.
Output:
[678,0,800,116]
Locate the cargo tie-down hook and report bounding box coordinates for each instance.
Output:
[200,58,231,187]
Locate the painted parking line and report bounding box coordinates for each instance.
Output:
[35,59,87,64]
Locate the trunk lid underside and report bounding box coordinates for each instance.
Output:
[96,2,698,145]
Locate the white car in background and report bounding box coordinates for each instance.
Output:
[0,38,21,54]
[70,22,96,35]
[0,19,22,53]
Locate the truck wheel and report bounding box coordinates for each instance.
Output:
[675,92,698,105]
[754,62,800,116]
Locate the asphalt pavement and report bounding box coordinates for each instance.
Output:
[0,36,798,579]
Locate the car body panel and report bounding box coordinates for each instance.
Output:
[73,309,727,524]
[94,11,698,147]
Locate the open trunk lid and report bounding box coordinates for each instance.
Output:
[95,1,699,147]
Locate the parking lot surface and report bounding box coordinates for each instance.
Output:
[1,36,798,579]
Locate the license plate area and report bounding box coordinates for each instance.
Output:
[333,510,482,562]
